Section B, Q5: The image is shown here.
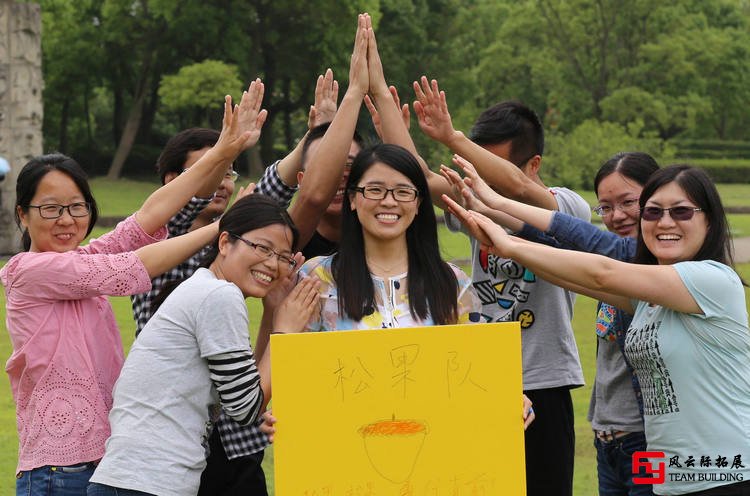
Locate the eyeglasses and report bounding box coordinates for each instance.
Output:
[181,168,239,182]
[351,185,419,202]
[230,234,297,269]
[593,198,640,217]
[28,202,91,219]
[640,206,703,222]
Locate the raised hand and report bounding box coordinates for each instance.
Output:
[452,154,503,208]
[364,13,388,98]
[308,68,339,129]
[441,193,495,248]
[213,80,268,163]
[364,86,410,139]
[272,275,321,333]
[438,164,470,208]
[469,210,517,258]
[413,76,457,145]
[347,14,369,98]
[233,182,256,204]
[234,79,268,149]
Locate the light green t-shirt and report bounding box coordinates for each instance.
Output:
[625,260,750,495]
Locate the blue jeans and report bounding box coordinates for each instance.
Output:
[16,463,96,496]
[87,483,154,496]
[595,431,654,496]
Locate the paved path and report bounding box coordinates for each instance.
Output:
[733,237,750,263]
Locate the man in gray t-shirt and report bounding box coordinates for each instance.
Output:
[414,94,585,496]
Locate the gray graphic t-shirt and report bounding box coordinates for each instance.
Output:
[448,187,590,390]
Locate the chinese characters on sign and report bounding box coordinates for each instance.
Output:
[271,323,525,495]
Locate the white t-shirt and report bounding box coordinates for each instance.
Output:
[625,260,750,495]
[91,268,253,496]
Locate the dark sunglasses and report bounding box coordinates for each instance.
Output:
[640,206,703,222]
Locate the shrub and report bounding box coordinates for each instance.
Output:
[543,120,674,190]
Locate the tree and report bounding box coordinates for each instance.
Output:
[41,0,105,154]
[159,60,243,129]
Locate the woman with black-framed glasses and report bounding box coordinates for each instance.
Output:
[88,194,319,496]
[0,89,267,496]
[299,143,481,333]
[446,164,750,496]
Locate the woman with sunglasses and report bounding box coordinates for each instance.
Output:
[446,165,750,496]
[445,152,660,495]
[87,194,319,496]
[1,91,266,496]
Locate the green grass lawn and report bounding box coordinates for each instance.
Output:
[2,266,747,494]
[1,177,750,494]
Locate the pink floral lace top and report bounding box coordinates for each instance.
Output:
[0,215,167,471]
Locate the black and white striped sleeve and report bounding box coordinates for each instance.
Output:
[207,350,264,426]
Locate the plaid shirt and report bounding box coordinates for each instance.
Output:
[255,159,297,208]
[130,196,213,336]
[131,161,298,459]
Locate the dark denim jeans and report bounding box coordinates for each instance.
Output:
[86,483,154,496]
[16,463,96,496]
[595,431,654,496]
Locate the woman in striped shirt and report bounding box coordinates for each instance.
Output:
[88,194,319,496]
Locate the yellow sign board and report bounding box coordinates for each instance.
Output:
[271,322,525,495]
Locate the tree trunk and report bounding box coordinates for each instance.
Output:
[83,82,92,147]
[137,77,160,146]
[113,83,123,147]
[283,77,292,150]
[106,48,154,179]
[106,89,147,179]
[59,97,69,154]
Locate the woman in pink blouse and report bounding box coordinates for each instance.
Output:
[1,87,267,496]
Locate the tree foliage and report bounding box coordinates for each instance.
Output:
[158,60,242,128]
[39,0,750,182]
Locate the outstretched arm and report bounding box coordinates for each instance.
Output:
[439,163,524,233]
[288,14,369,247]
[274,69,340,187]
[413,77,556,210]
[135,222,218,278]
[363,16,452,207]
[136,82,267,234]
[364,86,410,140]
[454,155,554,232]
[443,196,702,314]
[135,183,255,278]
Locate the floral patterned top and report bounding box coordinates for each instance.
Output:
[0,215,167,471]
[299,255,481,331]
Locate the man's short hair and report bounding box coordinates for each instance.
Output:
[469,101,544,167]
[156,128,220,184]
[300,123,366,170]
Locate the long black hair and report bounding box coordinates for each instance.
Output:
[634,165,734,267]
[332,143,459,324]
[14,154,99,251]
[152,194,298,311]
